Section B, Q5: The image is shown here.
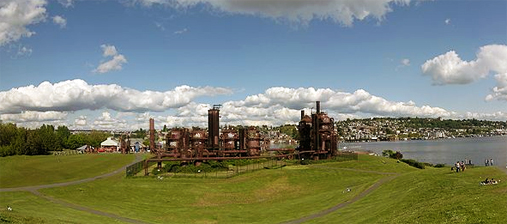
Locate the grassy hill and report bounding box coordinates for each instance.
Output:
[0,154,135,188]
[1,154,506,223]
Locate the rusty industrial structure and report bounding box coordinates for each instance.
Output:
[144,101,338,172]
[297,101,337,160]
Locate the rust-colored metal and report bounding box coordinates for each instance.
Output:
[149,118,155,151]
[298,101,338,160]
[208,105,220,150]
[143,100,338,174]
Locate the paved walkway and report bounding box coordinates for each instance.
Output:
[281,166,400,224]
[1,154,147,224]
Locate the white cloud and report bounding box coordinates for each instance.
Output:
[0,111,67,123]
[16,45,32,57]
[157,87,458,127]
[0,79,233,114]
[461,111,507,121]
[100,44,117,57]
[135,0,413,26]
[401,58,410,66]
[4,84,506,129]
[421,44,507,101]
[485,73,507,101]
[93,44,127,74]
[57,0,74,8]
[93,54,127,73]
[92,111,127,129]
[0,0,47,46]
[74,115,87,126]
[174,28,187,34]
[52,15,67,28]
[444,18,450,25]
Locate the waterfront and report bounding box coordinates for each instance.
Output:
[341,136,507,167]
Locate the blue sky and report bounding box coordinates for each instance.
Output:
[1,0,506,130]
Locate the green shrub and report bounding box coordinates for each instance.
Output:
[434,164,446,168]
[400,159,425,169]
[382,150,403,159]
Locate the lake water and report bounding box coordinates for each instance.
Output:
[341,136,507,167]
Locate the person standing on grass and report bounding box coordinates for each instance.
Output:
[490,158,494,166]
[455,161,460,172]
[485,158,489,166]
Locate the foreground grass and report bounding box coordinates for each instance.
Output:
[40,156,400,223]
[0,191,121,224]
[309,166,507,223]
[2,154,505,223]
[0,154,135,188]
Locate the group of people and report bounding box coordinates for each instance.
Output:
[484,158,494,166]
[452,161,467,172]
[481,178,498,185]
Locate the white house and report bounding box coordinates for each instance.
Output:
[100,137,118,152]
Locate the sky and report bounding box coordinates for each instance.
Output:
[0,0,506,130]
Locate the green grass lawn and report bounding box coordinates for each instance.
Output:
[1,154,505,223]
[0,154,135,188]
[308,166,507,224]
[0,191,123,224]
[41,162,385,223]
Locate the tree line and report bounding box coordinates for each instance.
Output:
[0,123,109,157]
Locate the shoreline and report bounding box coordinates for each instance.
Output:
[339,134,506,144]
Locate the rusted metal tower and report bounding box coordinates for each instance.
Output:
[208,104,221,150]
[149,118,155,151]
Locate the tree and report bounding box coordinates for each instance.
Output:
[56,126,71,149]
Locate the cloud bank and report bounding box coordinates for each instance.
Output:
[0,0,47,46]
[2,81,505,129]
[134,0,413,26]
[422,44,507,101]
[0,79,233,114]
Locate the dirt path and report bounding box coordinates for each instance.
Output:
[1,154,147,224]
[29,189,146,224]
[281,166,400,224]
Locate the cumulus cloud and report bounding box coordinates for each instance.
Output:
[52,15,67,28]
[93,44,127,74]
[0,0,47,46]
[422,44,507,101]
[92,111,128,129]
[485,73,507,101]
[0,111,67,123]
[0,79,233,114]
[134,0,413,26]
[74,115,87,126]
[156,87,457,127]
[4,84,506,129]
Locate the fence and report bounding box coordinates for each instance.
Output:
[50,150,83,156]
[126,152,358,178]
[335,151,358,161]
[126,159,146,177]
